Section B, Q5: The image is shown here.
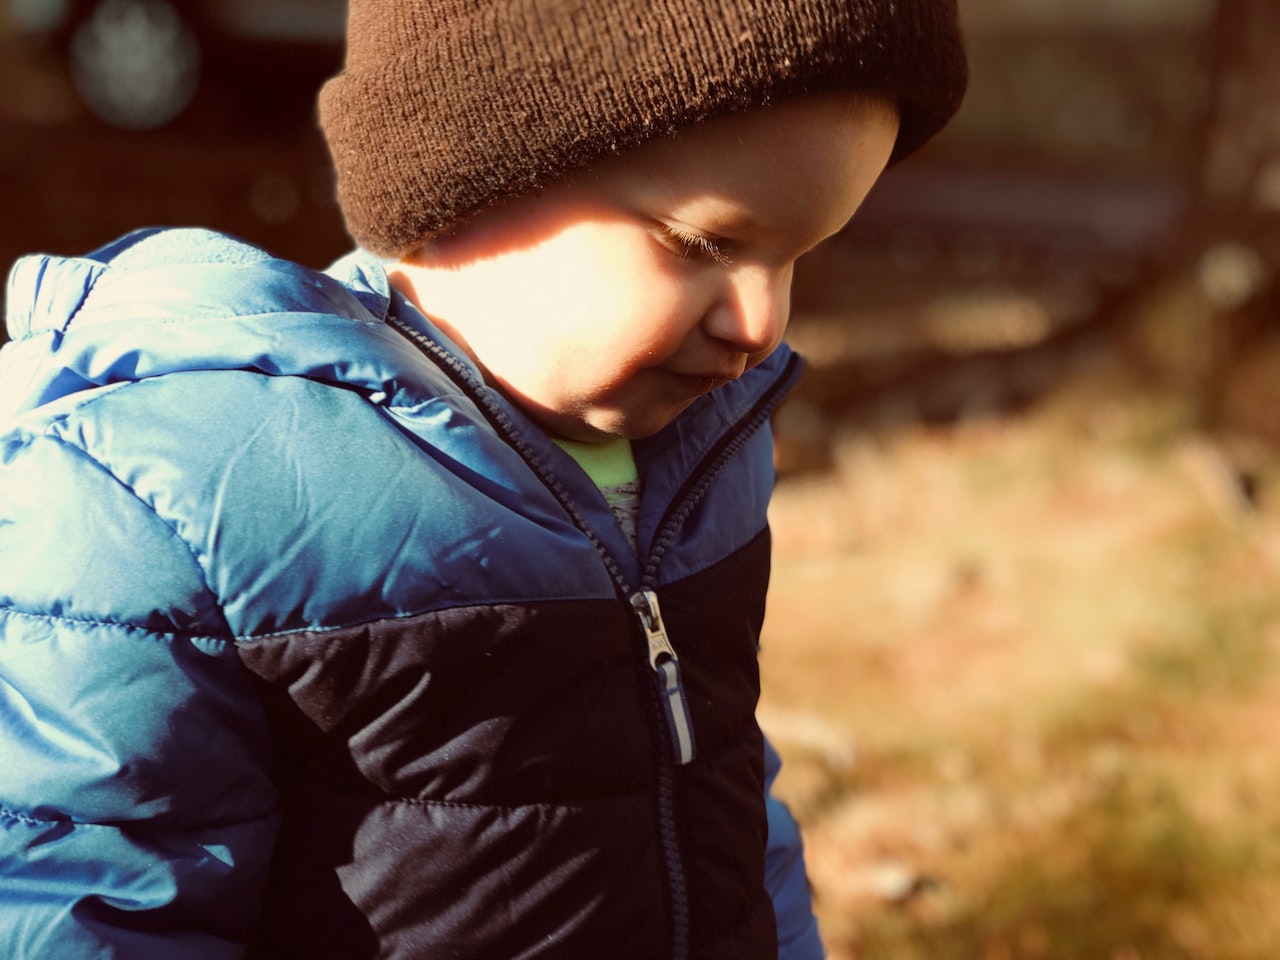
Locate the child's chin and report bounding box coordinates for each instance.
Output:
[607,406,697,441]
[571,415,677,444]
[545,397,697,443]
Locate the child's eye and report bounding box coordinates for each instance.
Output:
[654,222,733,266]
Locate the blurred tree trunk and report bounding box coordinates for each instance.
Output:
[1194,0,1280,235]
[1123,0,1280,439]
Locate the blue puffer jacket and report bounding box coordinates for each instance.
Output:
[0,228,824,959]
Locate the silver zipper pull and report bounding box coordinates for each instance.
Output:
[631,590,696,765]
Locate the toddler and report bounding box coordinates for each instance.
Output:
[0,1,966,957]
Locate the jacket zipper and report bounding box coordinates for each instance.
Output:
[385,309,800,960]
[631,589,696,765]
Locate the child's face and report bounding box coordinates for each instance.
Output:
[390,93,898,442]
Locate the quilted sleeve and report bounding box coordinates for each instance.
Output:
[764,735,826,960]
[0,425,280,959]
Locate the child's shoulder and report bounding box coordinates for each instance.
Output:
[5,227,385,344]
[0,228,407,423]
[0,228,596,641]
[0,229,429,635]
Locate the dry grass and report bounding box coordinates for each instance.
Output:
[760,357,1280,959]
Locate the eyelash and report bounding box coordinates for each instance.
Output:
[655,222,733,266]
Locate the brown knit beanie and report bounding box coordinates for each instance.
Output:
[319,0,968,257]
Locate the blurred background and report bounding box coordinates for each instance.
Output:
[0,0,351,284]
[2,1,1279,957]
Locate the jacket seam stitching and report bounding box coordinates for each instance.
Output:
[0,803,279,830]
[59,262,107,332]
[25,431,234,639]
[232,594,619,643]
[393,796,618,813]
[303,783,646,811]
[0,604,228,643]
[0,805,55,827]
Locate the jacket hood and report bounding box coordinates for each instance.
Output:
[0,228,442,424]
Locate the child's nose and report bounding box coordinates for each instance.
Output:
[703,266,792,355]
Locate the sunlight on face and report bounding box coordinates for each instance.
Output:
[390,93,900,442]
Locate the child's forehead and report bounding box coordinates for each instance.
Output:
[415,92,899,262]
[574,93,898,204]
